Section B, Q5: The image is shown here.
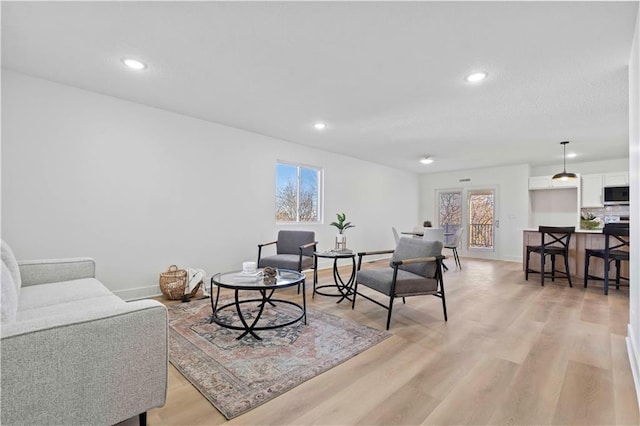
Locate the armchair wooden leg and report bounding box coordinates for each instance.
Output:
[139,412,147,426]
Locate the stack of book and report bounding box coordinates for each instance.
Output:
[331,249,353,254]
[234,270,263,282]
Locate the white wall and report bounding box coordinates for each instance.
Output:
[627,6,640,410]
[418,164,530,262]
[1,71,419,299]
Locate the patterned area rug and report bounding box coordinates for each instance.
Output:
[168,296,390,419]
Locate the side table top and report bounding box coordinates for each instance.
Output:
[314,250,356,259]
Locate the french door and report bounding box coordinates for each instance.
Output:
[437,187,497,255]
[467,189,495,251]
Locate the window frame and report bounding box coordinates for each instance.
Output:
[275,160,324,225]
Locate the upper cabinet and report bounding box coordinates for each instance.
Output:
[551,177,579,188]
[528,176,552,190]
[528,175,579,190]
[581,174,604,207]
[580,172,629,207]
[604,172,629,186]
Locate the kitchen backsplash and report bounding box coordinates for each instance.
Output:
[581,205,630,227]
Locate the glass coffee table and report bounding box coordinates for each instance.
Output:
[210,269,306,340]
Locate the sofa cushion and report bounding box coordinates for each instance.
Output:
[17,278,122,314]
[1,240,21,294]
[1,261,18,322]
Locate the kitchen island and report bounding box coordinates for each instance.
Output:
[522,229,630,283]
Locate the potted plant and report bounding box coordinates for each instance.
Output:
[330,213,355,250]
[580,212,602,230]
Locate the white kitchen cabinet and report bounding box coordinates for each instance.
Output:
[551,175,580,188]
[581,174,604,207]
[529,176,551,190]
[604,172,629,186]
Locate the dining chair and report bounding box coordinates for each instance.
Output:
[444,227,464,269]
[391,227,400,244]
[422,228,445,242]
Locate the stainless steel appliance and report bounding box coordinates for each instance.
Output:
[603,186,629,205]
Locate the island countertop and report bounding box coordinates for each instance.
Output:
[523,228,605,234]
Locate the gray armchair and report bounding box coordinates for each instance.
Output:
[257,231,317,291]
[352,237,447,330]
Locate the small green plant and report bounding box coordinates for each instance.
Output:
[581,212,596,220]
[580,212,600,230]
[330,213,355,234]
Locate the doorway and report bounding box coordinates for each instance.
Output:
[467,189,495,252]
[436,187,497,257]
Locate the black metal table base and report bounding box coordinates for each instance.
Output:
[209,283,306,340]
[313,255,356,303]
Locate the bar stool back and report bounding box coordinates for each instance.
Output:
[525,226,575,286]
[584,223,629,295]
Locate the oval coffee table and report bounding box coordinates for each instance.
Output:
[210,269,306,340]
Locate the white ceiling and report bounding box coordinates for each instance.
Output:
[2,1,638,174]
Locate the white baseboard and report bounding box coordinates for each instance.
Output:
[114,285,161,301]
[114,262,345,302]
[627,323,640,411]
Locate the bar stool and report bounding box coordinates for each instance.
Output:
[584,223,629,295]
[525,226,575,286]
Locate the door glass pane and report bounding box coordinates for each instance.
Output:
[468,190,494,250]
[438,191,462,245]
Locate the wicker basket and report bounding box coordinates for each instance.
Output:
[159,265,188,300]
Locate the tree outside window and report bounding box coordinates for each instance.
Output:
[276,162,322,223]
[439,191,462,243]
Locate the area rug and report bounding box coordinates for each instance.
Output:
[168,296,391,419]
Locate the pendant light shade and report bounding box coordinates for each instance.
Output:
[552,141,577,181]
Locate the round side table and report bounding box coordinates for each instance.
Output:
[313,251,356,304]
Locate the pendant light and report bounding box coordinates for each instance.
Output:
[552,141,577,181]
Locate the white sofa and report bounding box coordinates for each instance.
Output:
[1,240,168,425]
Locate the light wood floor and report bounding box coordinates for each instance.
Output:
[147,258,639,425]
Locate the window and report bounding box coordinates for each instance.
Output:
[275,162,322,223]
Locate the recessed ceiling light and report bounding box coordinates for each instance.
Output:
[567,152,577,158]
[465,72,487,83]
[313,122,327,130]
[420,156,434,165]
[121,58,147,70]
